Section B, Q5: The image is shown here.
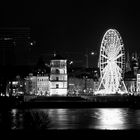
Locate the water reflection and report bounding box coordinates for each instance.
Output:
[11,109,24,130]
[23,109,51,130]
[1,108,140,130]
[46,109,94,129]
[92,108,127,130]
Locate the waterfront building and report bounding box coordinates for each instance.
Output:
[137,73,140,95]
[68,77,99,95]
[25,73,37,95]
[123,51,140,95]
[50,55,67,96]
[68,67,100,95]
[6,75,25,96]
[68,77,85,95]
[36,76,50,96]
[35,56,50,96]
[25,73,50,96]
[123,52,140,95]
[6,81,18,96]
[125,77,136,94]
[131,52,139,76]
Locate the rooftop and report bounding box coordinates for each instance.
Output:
[51,54,66,60]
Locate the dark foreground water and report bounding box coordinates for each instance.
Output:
[1,108,140,130]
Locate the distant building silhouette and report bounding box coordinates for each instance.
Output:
[125,51,131,72]
[131,52,139,76]
[0,27,33,66]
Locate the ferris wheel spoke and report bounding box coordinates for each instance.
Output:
[101,54,108,59]
[116,44,123,55]
[100,61,108,65]
[101,46,109,56]
[114,53,124,60]
[102,64,109,73]
[116,65,122,73]
[101,65,109,78]
[116,61,123,64]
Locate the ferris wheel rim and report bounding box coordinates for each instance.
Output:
[99,29,125,76]
[96,28,128,94]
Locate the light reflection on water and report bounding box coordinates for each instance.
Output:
[1,108,140,130]
[11,109,24,130]
[92,108,127,130]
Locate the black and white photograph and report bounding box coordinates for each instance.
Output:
[0,0,140,138]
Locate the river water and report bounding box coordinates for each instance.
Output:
[1,108,140,130]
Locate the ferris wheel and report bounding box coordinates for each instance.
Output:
[96,29,128,94]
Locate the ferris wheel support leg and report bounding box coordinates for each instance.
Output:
[97,69,107,93]
[122,80,128,93]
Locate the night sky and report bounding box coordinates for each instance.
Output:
[0,0,140,66]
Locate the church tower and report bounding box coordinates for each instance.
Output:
[50,55,67,96]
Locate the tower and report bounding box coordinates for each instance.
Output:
[50,55,67,96]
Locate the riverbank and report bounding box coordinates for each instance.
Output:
[1,95,140,109]
[20,95,140,109]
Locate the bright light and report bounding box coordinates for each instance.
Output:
[96,29,128,94]
[6,94,9,97]
[70,61,73,65]
[47,109,69,129]
[95,109,127,130]
[30,42,33,46]
[12,81,18,85]
[91,52,95,55]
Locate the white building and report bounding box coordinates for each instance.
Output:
[25,73,50,96]
[37,76,50,96]
[137,74,140,95]
[50,55,67,96]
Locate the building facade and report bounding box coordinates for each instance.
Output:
[25,73,50,96]
[25,74,37,95]
[37,76,50,96]
[125,78,136,94]
[137,74,140,95]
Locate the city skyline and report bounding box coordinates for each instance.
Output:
[1,1,140,134]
